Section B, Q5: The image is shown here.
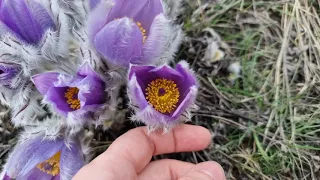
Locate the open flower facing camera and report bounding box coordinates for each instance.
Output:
[128,61,198,131]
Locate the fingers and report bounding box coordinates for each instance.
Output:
[138,159,194,180]
[178,161,226,180]
[103,124,211,172]
[73,125,211,180]
[138,160,226,180]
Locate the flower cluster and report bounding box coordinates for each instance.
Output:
[0,0,198,179]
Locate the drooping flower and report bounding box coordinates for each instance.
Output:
[32,62,108,126]
[0,0,55,45]
[0,62,21,88]
[1,135,85,180]
[88,0,182,67]
[128,61,198,130]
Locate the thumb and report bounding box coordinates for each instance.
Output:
[178,161,226,180]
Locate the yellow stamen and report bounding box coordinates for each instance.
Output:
[145,79,180,113]
[64,87,81,110]
[136,21,147,43]
[36,152,61,176]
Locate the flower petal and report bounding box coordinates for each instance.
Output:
[32,72,59,95]
[20,167,54,180]
[94,17,143,67]
[128,64,155,88]
[60,142,85,180]
[90,0,101,9]
[107,0,163,31]
[174,61,197,99]
[133,105,176,128]
[141,13,178,65]
[77,76,106,106]
[77,62,100,80]
[26,0,55,32]
[46,86,72,116]
[4,136,64,179]
[0,20,13,36]
[172,85,197,118]
[88,0,114,43]
[128,74,149,109]
[0,0,54,44]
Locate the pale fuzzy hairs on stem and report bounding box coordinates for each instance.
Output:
[162,0,183,20]
[0,35,41,75]
[9,83,49,127]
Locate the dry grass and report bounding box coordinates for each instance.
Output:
[179,0,320,179]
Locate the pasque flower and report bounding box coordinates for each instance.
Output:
[0,62,21,88]
[32,63,108,125]
[88,0,178,67]
[0,0,55,44]
[128,61,198,130]
[2,135,85,180]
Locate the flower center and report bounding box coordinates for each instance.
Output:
[145,79,180,113]
[65,87,81,110]
[36,152,61,176]
[136,22,147,43]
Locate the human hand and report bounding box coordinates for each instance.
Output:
[73,125,226,180]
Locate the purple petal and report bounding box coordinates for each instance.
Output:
[129,64,184,97]
[53,175,60,180]
[107,0,163,31]
[128,62,198,124]
[94,17,143,67]
[2,174,11,180]
[46,87,72,116]
[0,0,54,44]
[21,167,54,180]
[128,64,155,80]
[143,65,184,90]
[172,85,197,119]
[77,62,100,79]
[32,72,59,95]
[0,21,15,37]
[90,0,101,9]
[60,142,85,180]
[87,0,114,43]
[141,14,170,64]
[26,0,55,32]
[128,74,149,109]
[175,61,197,98]
[134,105,176,127]
[4,136,64,178]
[77,76,106,106]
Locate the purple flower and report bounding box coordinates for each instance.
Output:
[128,61,198,130]
[0,0,55,44]
[88,0,173,67]
[32,63,108,125]
[2,135,85,180]
[0,62,21,88]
